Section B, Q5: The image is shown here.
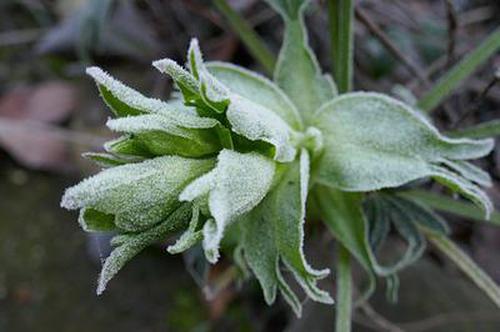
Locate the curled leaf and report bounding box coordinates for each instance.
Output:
[97,203,192,294]
[314,92,493,215]
[241,149,332,315]
[180,149,275,263]
[61,155,214,232]
[226,94,297,162]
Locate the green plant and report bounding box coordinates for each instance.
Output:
[61,0,500,329]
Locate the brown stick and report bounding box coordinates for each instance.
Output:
[355,6,430,85]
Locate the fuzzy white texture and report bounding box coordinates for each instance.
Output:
[227,94,297,162]
[206,62,304,130]
[180,149,275,263]
[314,92,493,217]
[61,155,214,231]
[152,58,199,93]
[106,113,214,141]
[167,204,202,254]
[86,66,217,129]
[314,92,493,189]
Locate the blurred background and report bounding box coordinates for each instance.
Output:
[0,0,499,331]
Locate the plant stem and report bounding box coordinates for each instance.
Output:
[428,234,500,308]
[328,3,356,329]
[213,0,276,75]
[328,0,354,93]
[355,6,428,85]
[418,27,500,112]
[336,245,353,332]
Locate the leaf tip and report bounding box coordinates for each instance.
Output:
[85,66,104,79]
[60,187,78,210]
[152,58,175,73]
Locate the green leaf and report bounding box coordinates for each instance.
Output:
[266,0,337,122]
[187,39,230,114]
[274,150,331,302]
[241,199,280,306]
[152,58,199,101]
[241,149,332,316]
[431,166,493,218]
[335,245,352,332]
[167,204,203,254]
[82,152,132,168]
[418,27,500,112]
[439,159,492,187]
[87,66,218,129]
[78,208,115,232]
[365,196,390,250]
[97,203,192,295]
[401,190,500,225]
[314,92,493,215]
[315,187,371,270]
[104,135,152,158]
[206,61,303,130]
[364,193,426,276]
[106,114,220,157]
[428,234,500,308]
[314,186,377,301]
[226,94,297,162]
[390,194,450,236]
[61,156,214,232]
[180,150,275,263]
[379,203,426,274]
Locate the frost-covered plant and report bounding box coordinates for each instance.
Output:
[61,0,500,325]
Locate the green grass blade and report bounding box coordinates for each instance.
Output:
[401,190,500,225]
[328,0,354,93]
[213,0,276,75]
[418,27,500,112]
[447,119,500,139]
[428,234,500,308]
[335,245,352,332]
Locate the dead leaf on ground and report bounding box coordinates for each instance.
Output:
[0,82,79,172]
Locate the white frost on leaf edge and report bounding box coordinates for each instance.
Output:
[86,66,218,129]
[179,149,276,263]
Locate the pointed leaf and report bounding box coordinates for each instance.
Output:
[152,58,199,104]
[439,159,492,187]
[61,156,214,232]
[106,114,220,157]
[273,150,331,303]
[241,203,279,305]
[86,66,218,128]
[241,150,333,313]
[206,62,303,130]
[227,94,297,162]
[314,92,493,214]
[82,152,132,168]
[97,203,192,294]
[266,0,337,121]
[180,150,275,263]
[187,39,230,114]
[104,135,152,158]
[167,204,203,254]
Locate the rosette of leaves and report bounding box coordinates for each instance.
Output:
[61,0,496,319]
